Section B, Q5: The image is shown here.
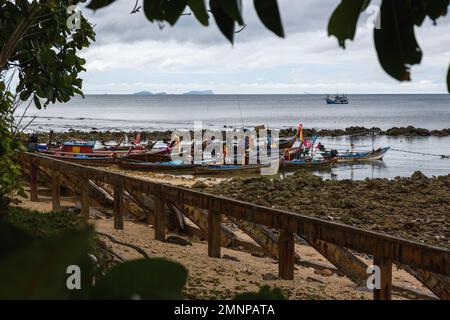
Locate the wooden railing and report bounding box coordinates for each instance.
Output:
[18,152,449,300]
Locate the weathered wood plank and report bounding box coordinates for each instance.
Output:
[278,230,295,280]
[154,186,166,241]
[51,171,61,211]
[401,265,449,300]
[80,177,90,219]
[208,210,221,258]
[183,205,234,247]
[29,162,38,202]
[17,153,450,277]
[113,185,124,230]
[373,255,393,300]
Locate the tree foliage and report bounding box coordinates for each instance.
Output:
[0,0,95,208]
[87,0,450,92]
[0,215,286,299]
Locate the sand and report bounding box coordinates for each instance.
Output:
[17,194,433,300]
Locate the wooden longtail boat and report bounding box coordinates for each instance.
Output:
[37,153,116,166]
[117,159,195,172]
[278,132,299,149]
[281,158,334,169]
[321,147,390,163]
[192,164,269,175]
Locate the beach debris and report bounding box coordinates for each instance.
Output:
[314,269,334,277]
[222,254,240,262]
[262,273,278,281]
[166,236,193,246]
[192,180,208,189]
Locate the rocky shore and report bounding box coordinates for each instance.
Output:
[26,126,450,144]
[203,171,449,249]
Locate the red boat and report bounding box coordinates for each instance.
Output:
[37,140,181,165]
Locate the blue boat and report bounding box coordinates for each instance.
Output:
[324,94,349,104]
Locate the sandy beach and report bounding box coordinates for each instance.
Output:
[17,195,432,300]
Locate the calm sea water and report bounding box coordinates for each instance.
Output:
[15,94,450,179]
[16,94,450,132]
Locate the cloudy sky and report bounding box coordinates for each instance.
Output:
[79,0,450,94]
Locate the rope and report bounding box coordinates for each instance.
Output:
[390,148,450,158]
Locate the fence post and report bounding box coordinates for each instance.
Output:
[154,186,166,241]
[29,161,39,202]
[278,230,295,280]
[113,185,124,230]
[373,255,393,300]
[51,170,61,211]
[80,177,90,219]
[208,210,221,258]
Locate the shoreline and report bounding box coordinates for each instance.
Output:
[25,125,450,143]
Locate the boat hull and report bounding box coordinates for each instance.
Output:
[193,164,269,175]
[281,159,334,169]
[37,153,115,166]
[118,160,195,172]
[325,147,390,163]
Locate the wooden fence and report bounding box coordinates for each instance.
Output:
[18,152,449,300]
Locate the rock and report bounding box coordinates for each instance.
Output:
[262,273,278,281]
[192,180,208,188]
[222,254,240,262]
[251,251,266,258]
[166,236,192,246]
[411,171,427,181]
[306,276,324,284]
[314,268,334,277]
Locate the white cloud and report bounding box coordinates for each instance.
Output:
[79,1,450,94]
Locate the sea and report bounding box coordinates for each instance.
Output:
[14,94,450,180]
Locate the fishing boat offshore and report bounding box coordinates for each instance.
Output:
[324,94,349,104]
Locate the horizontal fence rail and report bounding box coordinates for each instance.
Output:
[17,152,450,300]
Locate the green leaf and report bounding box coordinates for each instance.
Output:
[424,0,449,21]
[33,95,42,110]
[188,0,209,26]
[143,0,165,22]
[374,0,422,81]
[91,258,188,299]
[222,0,244,26]
[328,0,370,48]
[0,218,31,262]
[234,285,286,300]
[0,228,95,299]
[254,0,284,37]
[210,0,235,43]
[164,0,188,25]
[19,90,31,101]
[87,0,117,10]
[411,0,426,26]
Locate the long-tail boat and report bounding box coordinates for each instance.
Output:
[117,159,195,172]
[280,158,334,169]
[321,146,390,163]
[192,164,270,175]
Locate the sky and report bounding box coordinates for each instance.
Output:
[79,0,450,94]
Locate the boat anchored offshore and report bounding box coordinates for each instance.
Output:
[324,94,349,104]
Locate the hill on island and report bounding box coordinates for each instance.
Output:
[182,90,214,95]
[133,90,214,95]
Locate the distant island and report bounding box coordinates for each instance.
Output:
[133,90,214,95]
[133,91,153,95]
[182,90,214,95]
